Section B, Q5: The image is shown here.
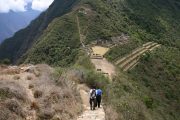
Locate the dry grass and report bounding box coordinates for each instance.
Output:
[27,75,33,80]
[0,68,20,75]
[29,84,34,89]
[34,71,41,77]
[0,64,82,120]
[104,106,120,120]
[0,103,22,120]
[31,101,39,110]
[13,75,20,80]
[5,99,26,117]
[34,90,43,98]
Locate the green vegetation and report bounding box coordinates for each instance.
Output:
[75,50,94,70]
[105,41,140,62]
[0,88,12,100]
[78,0,180,48]
[1,0,179,64]
[102,46,180,120]
[128,47,180,119]
[74,50,109,89]
[0,59,11,65]
[24,14,80,66]
[83,70,109,89]
[143,96,154,109]
[0,0,78,63]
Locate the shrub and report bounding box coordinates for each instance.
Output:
[31,101,39,110]
[38,109,55,120]
[34,90,43,98]
[5,99,25,117]
[0,59,11,65]
[143,96,154,109]
[29,84,34,89]
[27,75,33,80]
[83,70,109,89]
[13,75,20,80]
[34,71,41,77]
[0,88,13,100]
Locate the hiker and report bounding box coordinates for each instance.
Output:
[89,86,96,110]
[96,88,102,108]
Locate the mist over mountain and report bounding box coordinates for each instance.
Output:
[0,6,40,43]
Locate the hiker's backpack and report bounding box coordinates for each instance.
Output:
[90,89,96,99]
[96,89,102,96]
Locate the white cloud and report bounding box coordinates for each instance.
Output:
[0,0,29,13]
[32,0,54,11]
[0,0,54,13]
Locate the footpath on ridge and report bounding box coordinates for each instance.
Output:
[76,15,107,120]
[76,14,161,120]
[77,84,105,120]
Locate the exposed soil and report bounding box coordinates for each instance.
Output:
[91,58,115,80]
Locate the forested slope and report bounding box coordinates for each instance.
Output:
[0,0,179,65]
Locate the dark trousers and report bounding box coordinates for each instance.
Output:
[96,95,101,108]
[89,98,96,110]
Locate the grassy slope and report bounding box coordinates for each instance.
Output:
[105,41,140,62]
[104,47,180,120]
[89,1,180,120]
[0,0,180,65]
[78,0,180,47]
[128,47,180,119]
[23,14,80,66]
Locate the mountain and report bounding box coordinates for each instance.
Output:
[0,8,40,43]
[0,0,180,64]
[0,0,78,64]
[0,0,179,119]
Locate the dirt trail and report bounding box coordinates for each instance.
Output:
[76,15,85,48]
[76,14,115,79]
[91,58,115,80]
[76,15,109,120]
[21,73,36,120]
[77,84,105,120]
[115,42,161,71]
[18,65,40,120]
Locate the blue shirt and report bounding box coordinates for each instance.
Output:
[96,89,102,96]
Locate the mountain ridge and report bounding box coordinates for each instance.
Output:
[0,0,180,64]
[0,0,78,63]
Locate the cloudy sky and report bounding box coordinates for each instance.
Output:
[0,0,54,13]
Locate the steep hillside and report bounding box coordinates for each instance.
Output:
[23,14,80,67]
[0,64,82,120]
[0,0,180,65]
[104,46,180,120]
[0,0,78,63]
